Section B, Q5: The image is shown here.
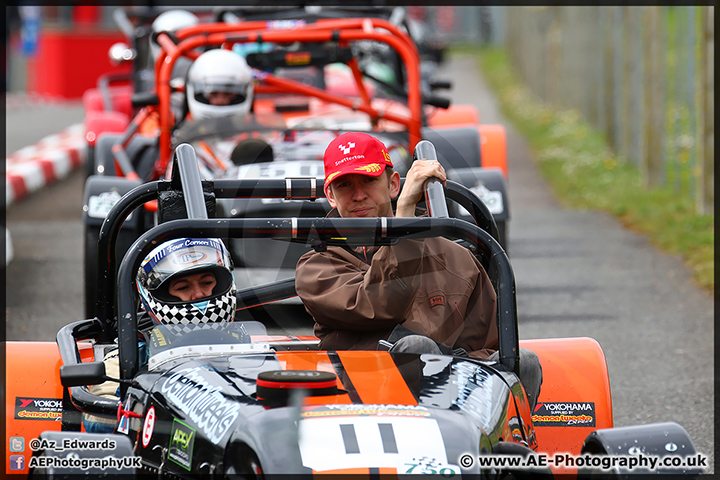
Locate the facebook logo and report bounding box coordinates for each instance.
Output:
[9,454,25,470]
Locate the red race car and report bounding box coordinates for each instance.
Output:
[82,12,511,319]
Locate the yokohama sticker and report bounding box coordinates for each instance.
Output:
[14,397,62,421]
[142,407,156,447]
[532,402,596,427]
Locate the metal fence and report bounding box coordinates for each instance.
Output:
[499,6,714,215]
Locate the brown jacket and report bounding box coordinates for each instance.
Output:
[295,235,498,359]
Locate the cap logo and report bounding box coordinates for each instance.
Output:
[338,142,355,154]
[383,149,392,164]
[355,163,382,173]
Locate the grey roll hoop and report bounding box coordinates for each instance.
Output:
[414,139,450,219]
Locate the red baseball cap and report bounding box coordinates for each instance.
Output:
[323,132,394,191]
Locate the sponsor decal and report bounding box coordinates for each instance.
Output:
[302,404,430,418]
[117,397,140,436]
[160,366,240,444]
[117,414,129,435]
[532,402,596,427]
[401,457,461,476]
[168,419,196,471]
[144,238,223,272]
[142,406,156,447]
[266,19,306,30]
[173,251,208,266]
[148,327,169,349]
[14,397,62,422]
[429,295,445,307]
[10,436,25,452]
[285,51,311,66]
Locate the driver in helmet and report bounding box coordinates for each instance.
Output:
[179,49,257,176]
[144,48,257,176]
[136,237,237,332]
[149,9,199,66]
[83,237,237,433]
[186,48,255,120]
[139,10,200,137]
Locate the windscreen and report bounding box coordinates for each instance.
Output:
[144,320,268,358]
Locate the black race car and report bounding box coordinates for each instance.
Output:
[5,145,704,478]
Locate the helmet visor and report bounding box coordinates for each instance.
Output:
[192,80,248,105]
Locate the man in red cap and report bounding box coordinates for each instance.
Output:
[295,132,542,408]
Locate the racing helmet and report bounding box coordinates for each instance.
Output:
[149,9,199,61]
[186,49,254,120]
[136,238,236,333]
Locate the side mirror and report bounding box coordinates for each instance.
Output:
[60,363,107,387]
[108,42,136,65]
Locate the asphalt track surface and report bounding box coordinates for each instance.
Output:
[4,54,714,470]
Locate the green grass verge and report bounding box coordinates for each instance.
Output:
[464,46,714,291]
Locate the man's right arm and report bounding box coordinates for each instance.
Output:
[295,240,426,331]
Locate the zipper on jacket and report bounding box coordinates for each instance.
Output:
[392,274,408,290]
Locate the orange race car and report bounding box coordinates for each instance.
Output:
[5,145,704,478]
[82,10,510,321]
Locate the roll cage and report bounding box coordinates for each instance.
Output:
[148,17,429,179]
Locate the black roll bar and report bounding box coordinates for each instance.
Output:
[96,179,500,328]
[116,216,519,389]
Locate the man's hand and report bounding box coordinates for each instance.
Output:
[395,159,447,217]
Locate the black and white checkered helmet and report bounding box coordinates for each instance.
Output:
[137,238,236,332]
